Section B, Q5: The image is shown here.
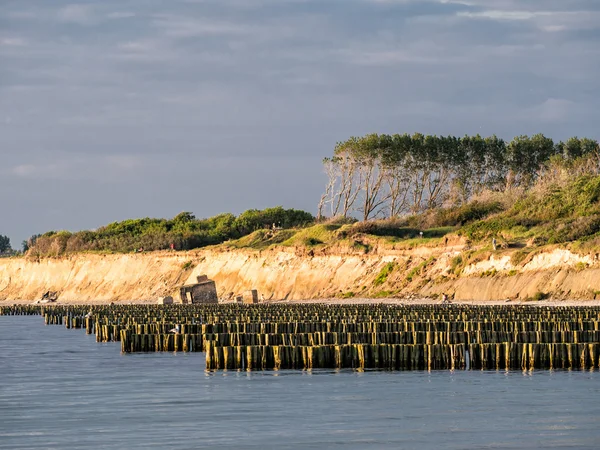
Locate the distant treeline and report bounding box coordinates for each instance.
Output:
[26,207,314,256]
[318,133,600,221]
[0,234,12,254]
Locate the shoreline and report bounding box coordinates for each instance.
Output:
[3,297,600,307]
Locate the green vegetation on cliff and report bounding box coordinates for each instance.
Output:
[463,175,600,246]
[227,169,600,253]
[25,133,600,257]
[26,207,313,256]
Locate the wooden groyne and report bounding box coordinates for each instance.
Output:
[2,304,600,370]
[0,305,42,315]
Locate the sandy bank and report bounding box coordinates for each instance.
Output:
[1,245,600,303]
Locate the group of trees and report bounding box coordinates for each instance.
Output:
[26,207,314,256]
[0,235,12,254]
[318,133,600,221]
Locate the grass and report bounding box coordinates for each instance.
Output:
[227,229,297,250]
[373,290,396,298]
[449,255,463,275]
[373,262,397,286]
[461,175,600,247]
[406,257,435,283]
[510,250,529,266]
[281,224,340,247]
[181,260,195,270]
[160,174,600,267]
[532,291,549,301]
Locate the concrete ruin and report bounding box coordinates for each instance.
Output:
[157,296,173,305]
[179,275,218,304]
[242,289,259,304]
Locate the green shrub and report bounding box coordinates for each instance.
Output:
[511,250,529,266]
[434,201,504,226]
[352,220,418,238]
[406,257,434,282]
[373,262,397,286]
[450,255,463,274]
[27,207,315,256]
[352,240,371,253]
[304,237,323,246]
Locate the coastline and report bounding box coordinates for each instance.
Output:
[3,296,599,307]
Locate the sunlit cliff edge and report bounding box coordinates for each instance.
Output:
[1,242,599,303]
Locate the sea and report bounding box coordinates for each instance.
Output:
[1,316,600,449]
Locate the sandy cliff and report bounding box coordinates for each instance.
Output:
[1,245,599,302]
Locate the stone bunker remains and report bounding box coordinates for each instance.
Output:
[179,275,218,304]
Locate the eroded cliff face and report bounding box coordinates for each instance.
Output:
[0,248,397,302]
[1,245,599,302]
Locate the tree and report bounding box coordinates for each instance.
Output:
[383,134,412,217]
[0,235,11,253]
[324,145,361,218]
[319,132,598,222]
[353,134,392,221]
[506,134,555,188]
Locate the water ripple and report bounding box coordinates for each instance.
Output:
[1,316,600,449]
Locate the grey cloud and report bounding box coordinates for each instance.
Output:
[1,0,599,245]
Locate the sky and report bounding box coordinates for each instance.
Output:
[1,0,599,247]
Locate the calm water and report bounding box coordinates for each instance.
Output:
[2,316,600,449]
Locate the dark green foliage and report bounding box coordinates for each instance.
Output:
[0,235,11,253]
[304,237,323,246]
[431,201,504,227]
[27,207,314,256]
[353,221,420,238]
[234,207,313,235]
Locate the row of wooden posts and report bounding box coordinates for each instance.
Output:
[119,330,600,350]
[3,304,600,371]
[205,342,600,371]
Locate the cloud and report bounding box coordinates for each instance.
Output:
[1,0,599,247]
[107,11,136,19]
[337,48,453,66]
[57,4,95,25]
[0,38,27,46]
[11,164,50,177]
[117,40,156,53]
[457,10,540,20]
[152,14,257,38]
[9,155,143,181]
[536,98,576,122]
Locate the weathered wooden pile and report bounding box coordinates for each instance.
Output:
[3,304,600,371]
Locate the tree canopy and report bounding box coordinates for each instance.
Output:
[319,133,600,221]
